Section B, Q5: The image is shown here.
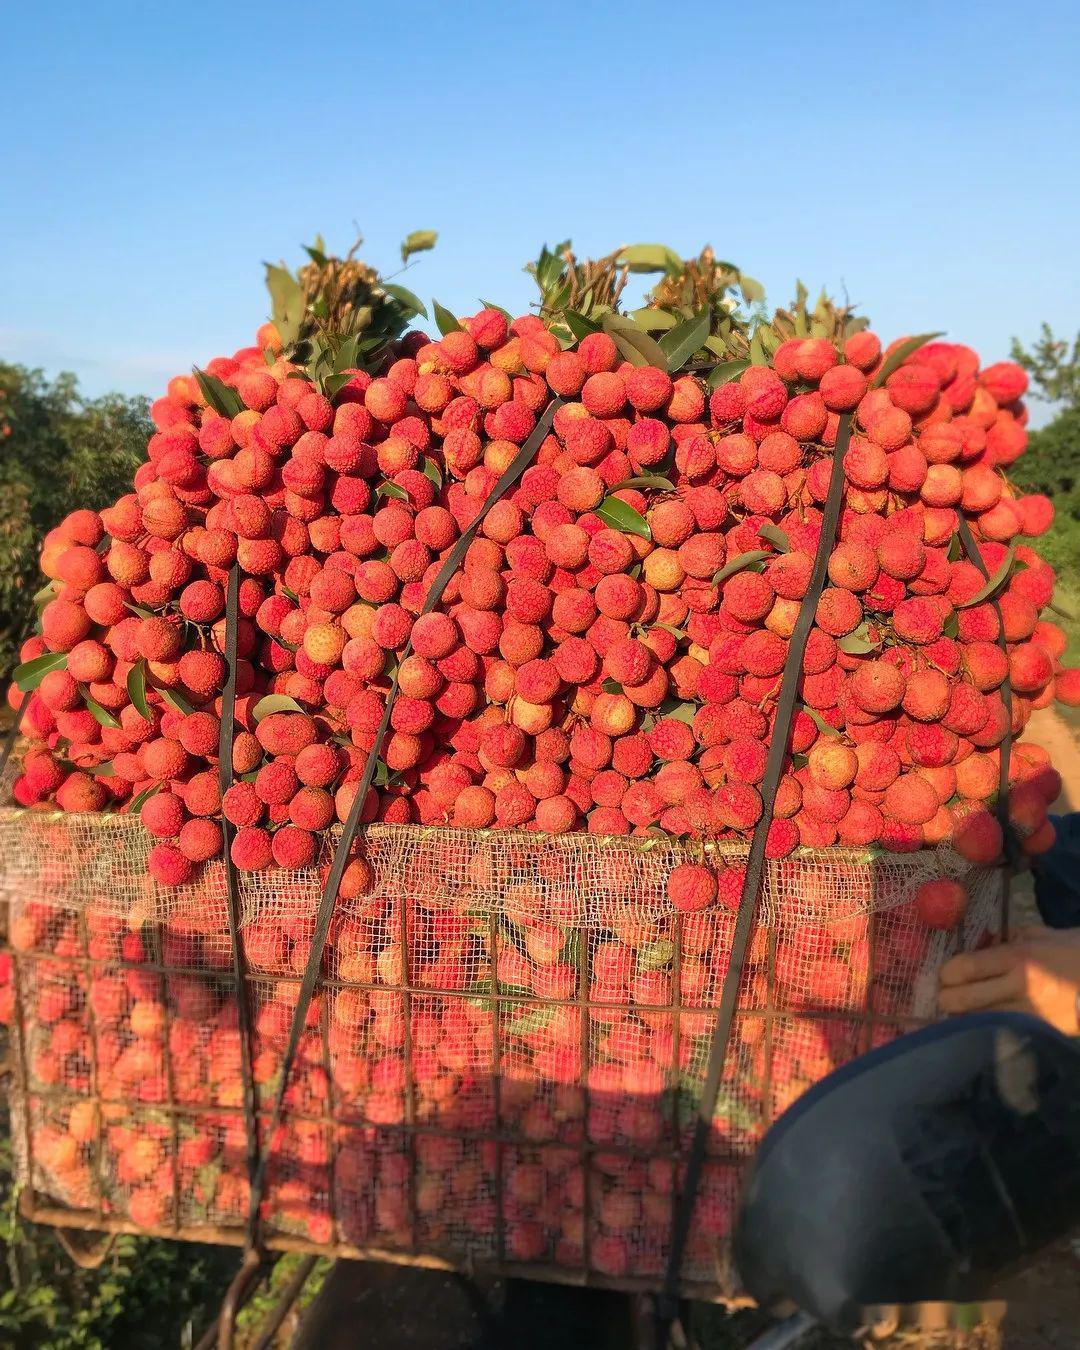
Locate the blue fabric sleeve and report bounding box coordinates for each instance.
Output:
[1032,814,1080,929]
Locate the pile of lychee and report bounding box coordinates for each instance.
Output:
[8,304,1075,932]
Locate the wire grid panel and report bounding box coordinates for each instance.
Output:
[0,808,1004,1297]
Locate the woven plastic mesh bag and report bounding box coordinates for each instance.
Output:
[0,806,1003,1296]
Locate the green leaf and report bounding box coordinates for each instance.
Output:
[638,938,676,970]
[382,284,427,319]
[708,357,750,389]
[947,533,964,562]
[659,310,712,373]
[377,480,408,501]
[837,623,881,655]
[505,1007,556,1037]
[595,496,651,541]
[562,309,602,342]
[602,679,624,695]
[1049,595,1077,620]
[193,368,246,418]
[871,332,946,388]
[126,661,151,721]
[617,244,682,275]
[630,308,678,332]
[601,313,668,370]
[33,579,58,606]
[13,650,67,693]
[303,242,328,268]
[739,275,765,304]
[252,694,305,721]
[264,263,306,349]
[943,610,960,639]
[400,229,438,264]
[791,752,809,770]
[758,523,790,553]
[157,687,193,715]
[83,693,119,728]
[652,622,688,641]
[128,783,161,814]
[432,300,462,335]
[479,298,513,322]
[749,327,767,366]
[666,700,699,725]
[420,457,443,490]
[956,545,1017,608]
[611,475,675,493]
[92,761,115,777]
[803,707,841,737]
[712,549,770,586]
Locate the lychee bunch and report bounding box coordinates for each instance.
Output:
[7,274,1075,928]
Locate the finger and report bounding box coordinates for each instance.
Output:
[939,946,1018,987]
[937,969,1025,1014]
[1011,924,1054,943]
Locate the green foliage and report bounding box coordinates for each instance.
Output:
[0,1132,236,1348]
[1010,323,1080,407]
[0,364,149,674]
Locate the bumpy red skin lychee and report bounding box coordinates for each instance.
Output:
[667,863,718,913]
[915,879,968,929]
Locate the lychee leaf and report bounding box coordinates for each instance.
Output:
[947,533,964,562]
[376,480,409,501]
[92,761,116,777]
[837,625,880,655]
[758,523,790,553]
[630,308,677,332]
[652,622,688,641]
[562,309,602,342]
[956,545,1017,609]
[611,475,675,494]
[420,458,443,490]
[739,275,766,305]
[602,679,624,695]
[617,244,682,275]
[595,496,651,541]
[158,688,192,715]
[942,611,960,639]
[126,661,152,722]
[193,369,246,419]
[663,700,698,726]
[749,327,767,366]
[638,938,675,971]
[400,229,438,264]
[252,694,305,722]
[33,579,58,606]
[803,707,841,737]
[711,549,770,587]
[479,299,513,322]
[432,301,461,336]
[264,263,306,349]
[238,770,260,782]
[560,930,582,966]
[505,1007,556,1038]
[708,357,750,389]
[13,650,68,692]
[791,752,809,770]
[83,693,120,728]
[871,332,945,389]
[659,310,711,373]
[601,313,668,370]
[383,284,427,319]
[127,783,161,814]
[1049,595,1077,620]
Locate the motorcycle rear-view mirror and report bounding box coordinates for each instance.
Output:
[734,1012,1080,1333]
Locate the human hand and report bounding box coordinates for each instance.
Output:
[938,925,1080,1036]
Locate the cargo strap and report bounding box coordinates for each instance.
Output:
[656,411,854,1344]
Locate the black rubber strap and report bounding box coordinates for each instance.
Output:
[243,397,563,1250]
[955,513,1015,937]
[216,563,263,1247]
[656,412,854,1341]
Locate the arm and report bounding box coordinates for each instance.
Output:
[938,925,1080,1035]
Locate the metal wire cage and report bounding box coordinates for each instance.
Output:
[0,806,1004,1300]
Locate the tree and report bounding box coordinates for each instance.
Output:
[1010,322,1080,407]
[0,365,150,675]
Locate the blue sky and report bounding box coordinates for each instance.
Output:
[2,1,1078,423]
